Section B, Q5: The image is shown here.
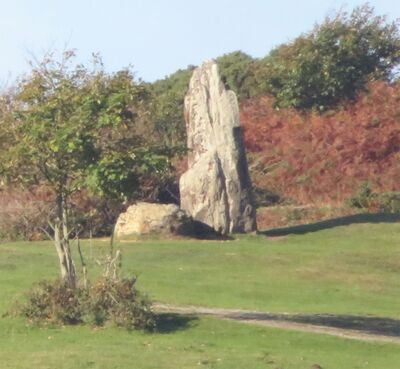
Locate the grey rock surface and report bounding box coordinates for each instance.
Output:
[179,61,257,235]
[114,202,193,239]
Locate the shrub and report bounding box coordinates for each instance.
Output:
[377,192,400,213]
[347,182,374,209]
[348,183,400,213]
[19,277,155,330]
[20,280,87,325]
[87,278,155,330]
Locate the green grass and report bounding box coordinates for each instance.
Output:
[1,315,400,369]
[123,223,400,317]
[1,221,400,368]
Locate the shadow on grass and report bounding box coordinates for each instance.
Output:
[262,213,400,237]
[155,313,198,333]
[188,221,234,241]
[226,311,400,337]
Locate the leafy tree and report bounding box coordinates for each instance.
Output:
[260,4,400,110]
[150,66,194,150]
[216,51,255,99]
[0,51,171,287]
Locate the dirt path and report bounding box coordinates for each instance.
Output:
[154,303,400,344]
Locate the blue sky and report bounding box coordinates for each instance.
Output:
[1,0,399,84]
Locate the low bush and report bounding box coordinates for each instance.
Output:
[87,278,155,330]
[20,280,86,324]
[348,183,400,213]
[347,182,374,210]
[19,277,155,331]
[377,192,400,213]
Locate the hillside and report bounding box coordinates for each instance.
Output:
[241,80,400,205]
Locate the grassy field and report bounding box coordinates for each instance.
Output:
[1,220,400,368]
[2,315,400,369]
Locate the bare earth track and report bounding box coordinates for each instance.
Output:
[155,303,400,345]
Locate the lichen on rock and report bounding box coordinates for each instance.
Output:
[179,61,257,235]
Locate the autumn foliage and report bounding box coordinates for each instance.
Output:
[241,80,400,205]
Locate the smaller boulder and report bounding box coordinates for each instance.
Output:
[114,202,193,239]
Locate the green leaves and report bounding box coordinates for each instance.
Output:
[150,66,193,150]
[216,51,255,100]
[0,51,174,203]
[260,4,400,110]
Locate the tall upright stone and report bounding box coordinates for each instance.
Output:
[179,61,257,235]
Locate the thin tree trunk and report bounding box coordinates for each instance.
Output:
[53,192,76,288]
[77,237,88,289]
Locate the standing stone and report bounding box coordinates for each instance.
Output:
[179,61,257,235]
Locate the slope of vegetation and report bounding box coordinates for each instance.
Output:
[242,80,400,204]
